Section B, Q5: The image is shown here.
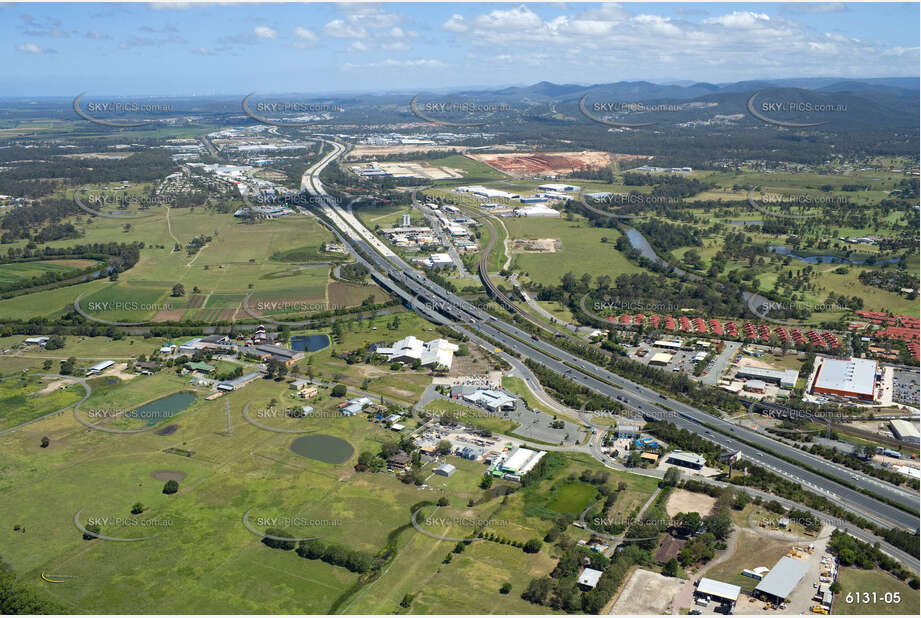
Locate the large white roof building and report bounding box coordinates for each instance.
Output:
[812,357,878,401]
[375,336,459,369]
[514,205,560,217]
[500,447,546,475]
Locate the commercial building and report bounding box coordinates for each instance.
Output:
[244,344,305,366]
[649,352,673,366]
[513,205,560,217]
[754,556,810,603]
[695,578,741,612]
[456,185,519,200]
[745,379,767,394]
[577,567,603,590]
[86,360,115,375]
[811,357,878,401]
[462,388,517,412]
[500,447,546,476]
[216,371,261,392]
[421,253,454,269]
[735,366,799,390]
[889,419,920,444]
[616,423,640,438]
[375,336,459,369]
[653,339,683,350]
[23,336,50,346]
[665,451,706,470]
[538,183,580,192]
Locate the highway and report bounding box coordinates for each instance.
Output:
[299,140,919,538]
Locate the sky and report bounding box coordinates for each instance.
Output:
[2,2,919,96]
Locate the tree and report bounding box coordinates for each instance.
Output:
[162,479,179,494]
[663,557,680,577]
[732,490,750,510]
[703,511,733,541]
[662,467,681,486]
[436,439,452,455]
[40,436,50,448]
[130,502,144,514]
[262,529,295,551]
[479,473,493,489]
[676,512,703,537]
[82,523,101,540]
[830,581,842,594]
[437,496,449,507]
[522,577,553,604]
[500,582,512,594]
[331,384,347,397]
[357,451,375,469]
[523,539,542,553]
[171,283,185,297]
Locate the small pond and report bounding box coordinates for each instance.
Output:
[126,392,196,426]
[769,245,899,265]
[290,434,354,464]
[290,334,331,352]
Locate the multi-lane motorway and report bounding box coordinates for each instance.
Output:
[298,140,919,551]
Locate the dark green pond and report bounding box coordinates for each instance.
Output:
[290,434,354,464]
[126,392,196,426]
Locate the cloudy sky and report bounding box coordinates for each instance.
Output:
[2,2,918,96]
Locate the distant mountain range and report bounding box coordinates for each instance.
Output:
[454,77,918,102]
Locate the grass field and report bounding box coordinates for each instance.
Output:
[545,482,598,516]
[0,350,663,615]
[0,375,86,431]
[0,259,101,287]
[832,567,920,615]
[503,213,646,287]
[0,204,370,322]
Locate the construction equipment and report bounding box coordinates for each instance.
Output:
[811,605,828,614]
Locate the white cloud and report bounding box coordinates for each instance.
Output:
[433,2,917,83]
[780,3,847,14]
[323,19,367,39]
[442,14,468,33]
[338,4,401,29]
[343,58,446,71]
[382,41,409,51]
[254,25,277,40]
[704,11,771,29]
[473,5,544,31]
[348,40,370,52]
[294,26,317,41]
[17,42,53,54]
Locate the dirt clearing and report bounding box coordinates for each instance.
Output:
[511,238,560,253]
[664,489,717,517]
[608,568,684,614]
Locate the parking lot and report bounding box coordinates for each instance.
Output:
[892,369,920,406]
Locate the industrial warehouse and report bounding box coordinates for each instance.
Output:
[811,357,879,401]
